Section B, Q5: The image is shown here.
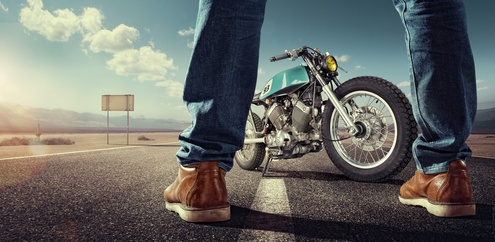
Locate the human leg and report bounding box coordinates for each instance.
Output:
[393,0,476,217]
[394,0,477,174]
[176,0,267,172]
[165,0,267,222]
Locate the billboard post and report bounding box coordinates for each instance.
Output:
[102,95,134,145]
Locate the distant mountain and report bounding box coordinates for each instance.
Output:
[472,107,495,134]
[478,101,495,110]
[1,102,493,134]
[0,103,190,133]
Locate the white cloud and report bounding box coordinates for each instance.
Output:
[80,7,104,34]
[156,80,184,98]
[84,24,139,53]
[355,65,363,70]
[0,1,8,12]
[19,0,81,42]
[178,27,195,36]
[476,80,489,92]
[178,27,195,48]
[19,0,179,83]
[186,40,195,49]
[397,81,410,87]
[335,55,350,62]
[106,46,178,82]
[477,86,489,92]
[258,67,266,75]
[19,1,104,42]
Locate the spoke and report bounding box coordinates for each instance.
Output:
[379,147,387,157]
[347,143,357,157]
[374,148,381,161]
[352,143,358,159]
[364,95,372,107]
[343,141,353,150]
[364,150,371,164]
[377,101,385,113]
[358,146,365,162]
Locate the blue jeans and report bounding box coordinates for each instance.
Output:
[177,0,477,175]
[394,0,477,174]
[176,0,267,171]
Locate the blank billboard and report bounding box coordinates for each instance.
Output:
[102,95,134,111]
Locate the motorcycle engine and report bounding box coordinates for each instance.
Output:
[264,95,322,159]
[292,101,313,132]
[266,103,288,130]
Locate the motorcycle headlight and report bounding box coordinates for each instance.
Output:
[323,56,338,72]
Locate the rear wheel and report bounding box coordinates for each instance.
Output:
[235,112,266,170]
[322,76,417,182]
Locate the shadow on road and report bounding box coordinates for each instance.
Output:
[206,205,493,241]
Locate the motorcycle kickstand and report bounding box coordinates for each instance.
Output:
[262,156,274,177]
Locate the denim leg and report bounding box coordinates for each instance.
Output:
[176,0,267,172]
[393,0,477,174]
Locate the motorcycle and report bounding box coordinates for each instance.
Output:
[235,46,417,182]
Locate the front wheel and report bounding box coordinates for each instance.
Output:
[322,76,417,182]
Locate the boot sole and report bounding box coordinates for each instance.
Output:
[399,196,475,217]
[166,202,230,222]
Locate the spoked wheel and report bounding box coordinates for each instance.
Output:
[235,112,266,170]
[322,76,417,182]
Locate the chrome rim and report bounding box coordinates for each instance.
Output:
[329,91,398,169]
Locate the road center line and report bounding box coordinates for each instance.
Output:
[0,141,180,161]
[238,178,295,241]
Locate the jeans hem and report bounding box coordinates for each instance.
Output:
[417,166,449,175]
[177,159,233,172]
[417,160,466,174]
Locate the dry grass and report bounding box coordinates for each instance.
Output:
[0,137,31,146]
[0,137,75,146]
[137,135,154,141]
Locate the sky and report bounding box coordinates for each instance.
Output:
[0,0,494,121]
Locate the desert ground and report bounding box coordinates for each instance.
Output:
[0,132,494,159]
[464,134,495,158]
[0,132,181,159]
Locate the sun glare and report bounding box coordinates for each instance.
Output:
[0,71,5,86]
[0,71,6,101]
[0,71,21,103]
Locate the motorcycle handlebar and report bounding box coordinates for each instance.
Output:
[269,53,290,62]
[269,46,308,62]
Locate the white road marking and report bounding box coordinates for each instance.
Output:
[238,178,295,241]
[0,141,180,161]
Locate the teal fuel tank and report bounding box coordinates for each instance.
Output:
[259,65,310,100]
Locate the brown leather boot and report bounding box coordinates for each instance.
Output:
[399,160,475,217]
[164,161,230,222]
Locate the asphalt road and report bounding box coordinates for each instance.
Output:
[1,144,494,241]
